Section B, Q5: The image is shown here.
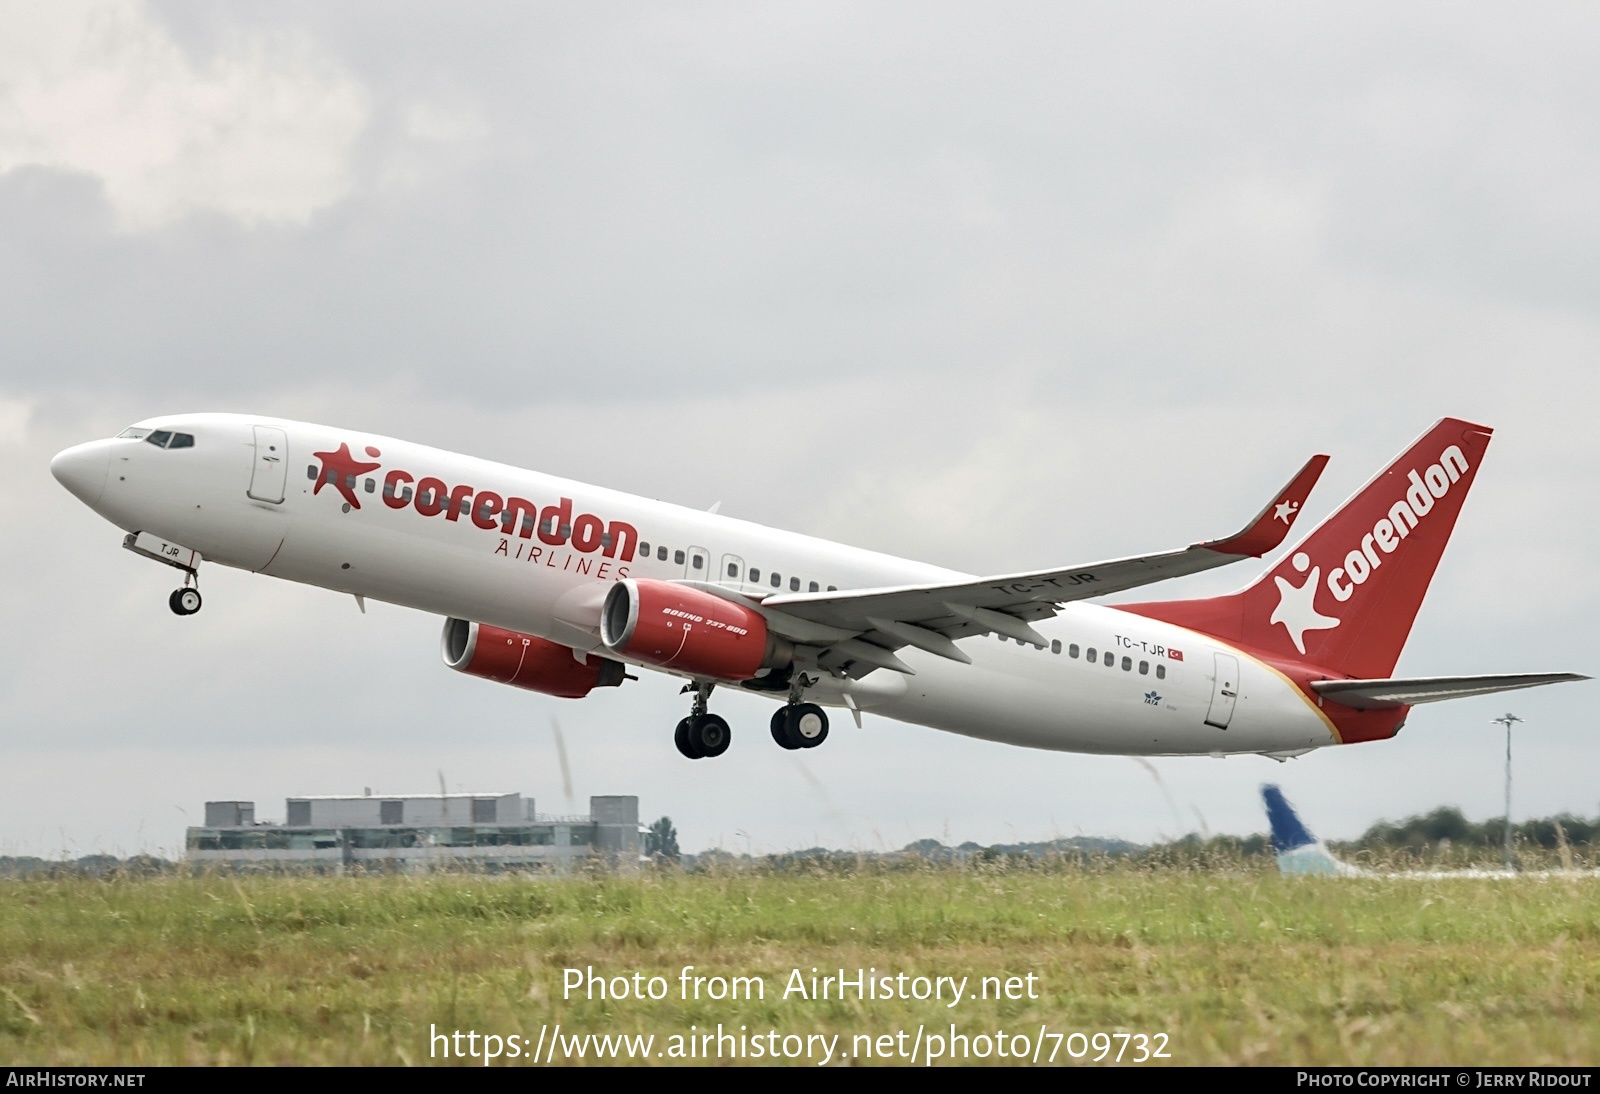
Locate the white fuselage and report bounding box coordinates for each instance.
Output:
[55,413,1341,757]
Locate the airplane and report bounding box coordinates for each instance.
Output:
[49,414,1586,760]
[1262,784,1364,876]
[1261,784,1597,879]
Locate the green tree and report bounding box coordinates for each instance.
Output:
[645,816,680,862]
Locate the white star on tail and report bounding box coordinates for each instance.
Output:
[1270,552,1340,655]
[1274,499,1299,524]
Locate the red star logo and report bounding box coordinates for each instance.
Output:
[312,442,382,509]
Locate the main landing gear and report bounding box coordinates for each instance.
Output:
[675,683,731,760]
[671,681,832,759]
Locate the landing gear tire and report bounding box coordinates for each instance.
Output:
[791,703,828,748]
[773,703,828,749]
[169,588,202,616]
[676,714,730,759]
[692,713,731,758]
[674,717,703,759]
[771,708,801,751]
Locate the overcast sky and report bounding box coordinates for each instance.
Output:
[2,1,1598,857]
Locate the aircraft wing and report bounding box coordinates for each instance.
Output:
[1311,673,1590,711]
[744,454,1329,677]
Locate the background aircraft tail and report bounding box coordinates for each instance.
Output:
[1122,418,1492,678]
[1262,785,1361,877]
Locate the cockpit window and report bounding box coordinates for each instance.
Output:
[117,427,151,439]
[141,430,195,449]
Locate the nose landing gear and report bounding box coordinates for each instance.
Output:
[168,587,203,616]
[675,682,731,759]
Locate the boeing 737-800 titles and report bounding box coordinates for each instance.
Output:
[50,415,1584,759]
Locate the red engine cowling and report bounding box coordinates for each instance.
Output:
[600,579,774,680]
[441,618,626,699]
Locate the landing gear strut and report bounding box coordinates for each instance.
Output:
[675,682,731,759]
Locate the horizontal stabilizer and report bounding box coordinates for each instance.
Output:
[1311,672,1589,711]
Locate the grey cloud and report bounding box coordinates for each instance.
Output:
[3,3,1599,853]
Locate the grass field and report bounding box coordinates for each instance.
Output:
[2,863,1597,1066]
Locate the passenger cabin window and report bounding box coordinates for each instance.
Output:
[674,549,685,565]
[828,585,837,591]
[1051,640,1061,654]
[1103,651,1114,666]
[790,577,800,591]
[1086,647,1097,661]
[1156,664,1166,680]
[727,562,739,578]
[692,554,703,570]
[656,546,667,561]
[1122,656,1132,671]
[638,541,651,555]
[809,581,819,592]
[770,572,781,587]
[1139,660,1149,675]
[749,568,761,582]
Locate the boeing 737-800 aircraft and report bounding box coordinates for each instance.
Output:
[50,415,1583,760]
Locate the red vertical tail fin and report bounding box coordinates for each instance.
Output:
[1121,419,1493,677]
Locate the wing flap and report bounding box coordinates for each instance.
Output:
[1311,673,1589,711]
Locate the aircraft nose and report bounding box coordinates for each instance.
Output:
[51,440,111,507]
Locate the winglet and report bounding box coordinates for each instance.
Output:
[1200,454,1329,557]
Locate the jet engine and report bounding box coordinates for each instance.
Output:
[600,579,786,681]
[441,618,625,698]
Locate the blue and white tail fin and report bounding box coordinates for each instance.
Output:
[1262,785,1364,877]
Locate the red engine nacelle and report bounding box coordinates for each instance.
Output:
[600,579,776,680]
[441,618,626,699]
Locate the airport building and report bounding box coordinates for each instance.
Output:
[187,792,640,873]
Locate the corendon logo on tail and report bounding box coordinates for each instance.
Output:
[308,442,638,565]
[1270,552,1340,655]
[1268,443,1471,655]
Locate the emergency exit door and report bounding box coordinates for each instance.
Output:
[247,425,289,504]
[1204,652,1240,730]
